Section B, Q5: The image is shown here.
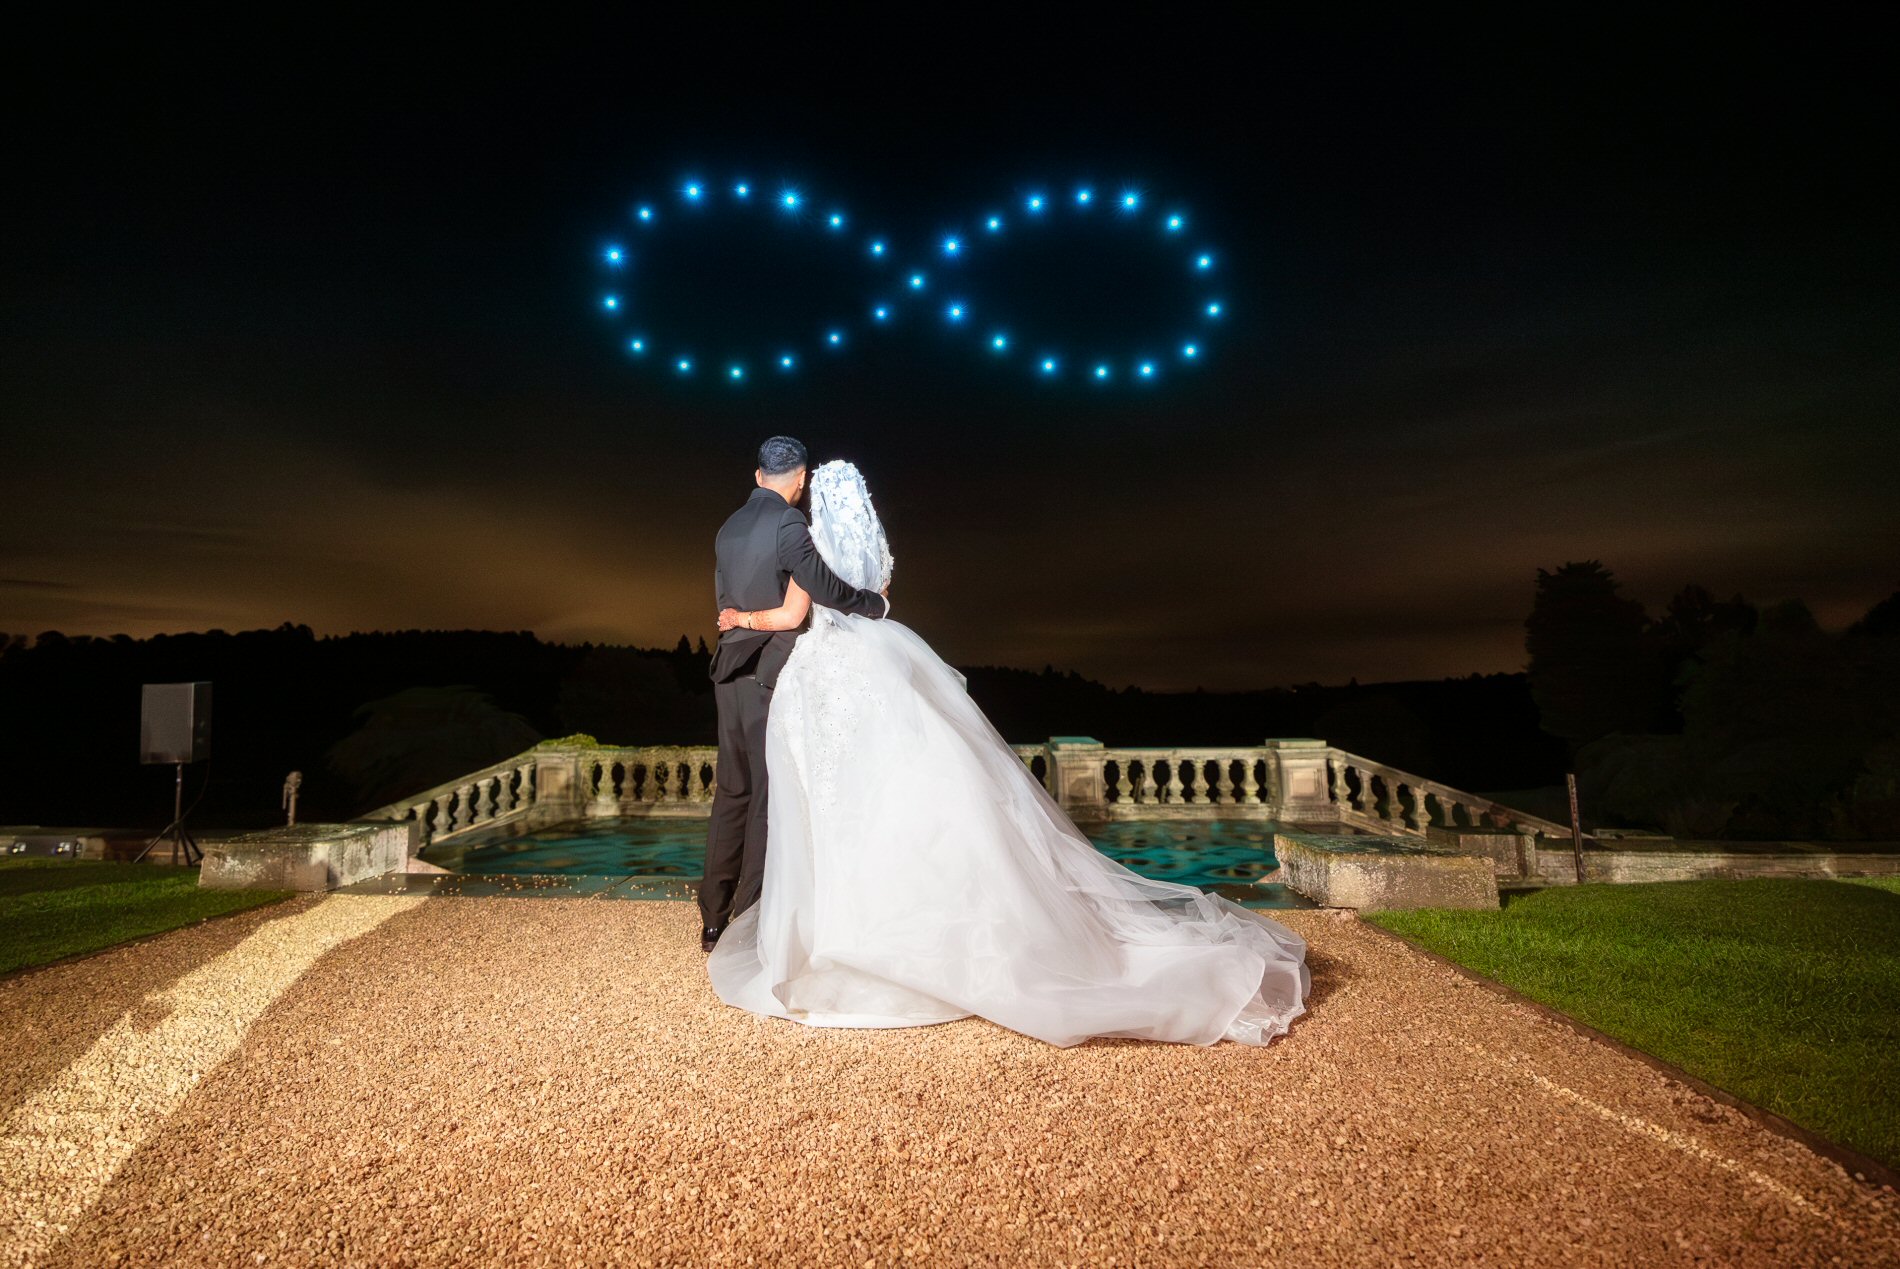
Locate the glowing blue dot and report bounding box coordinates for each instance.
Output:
[604,247,623,264]
[684,183,702,200]
[734,183,750,198]
[909,273,926,289]
[676,358,693,373]
[1026,195,1044,212]
[873,306,890,321]
[986,216,1002,231]
[1206,301,1223,317]
[946,303,965,321]
[942,236,960,255]
[1139,362,1156,378]
[827,331,843,345]
[1094,364,1110,380]
[1196,254,1213,270]
[991,333,1008,350]
[779,354,795,369]
[628,337,645,354]
[1040,358,1057,375]
[1182,343,1198,359]
[1121,191,1140,210]
[636,206,653,222]
[602,295,619,310]
[870,240,886,256]
[1167,215,1184,232]
[1076,188,1092,205]
[729,364,745,381]
[828,213,844,229]
[781,190,800,210]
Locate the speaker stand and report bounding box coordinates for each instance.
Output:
[135,762,202,866]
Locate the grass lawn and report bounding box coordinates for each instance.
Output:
[0,859,293,976]
[1368,878,1900,1170]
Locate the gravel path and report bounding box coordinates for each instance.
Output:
[3,896,1895,1267]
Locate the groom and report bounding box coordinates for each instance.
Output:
[700,436,889,951]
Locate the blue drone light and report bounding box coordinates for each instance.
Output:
[599,171,1226,391]
[887,179,1225,386]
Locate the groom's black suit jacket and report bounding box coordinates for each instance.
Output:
[710,486,887,688]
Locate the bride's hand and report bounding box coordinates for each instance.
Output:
[716,608,744,631]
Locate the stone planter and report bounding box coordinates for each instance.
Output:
[200,822,414,891]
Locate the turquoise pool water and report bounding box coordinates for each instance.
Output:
[423,817,1311,908]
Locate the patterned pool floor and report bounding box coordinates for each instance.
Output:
[420,818,1311,908]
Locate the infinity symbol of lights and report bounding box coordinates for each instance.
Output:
[595,176,1224,387]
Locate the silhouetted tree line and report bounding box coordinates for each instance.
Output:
[0,622,1565,831]
[1527,564,1900,839]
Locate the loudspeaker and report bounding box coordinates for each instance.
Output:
[140,682,212,765]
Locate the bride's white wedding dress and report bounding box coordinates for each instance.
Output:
[706,461,1309,1046]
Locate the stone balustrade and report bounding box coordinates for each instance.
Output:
[356,736,1566,855]
[360,754,539,850]
[1324,752,1572,841]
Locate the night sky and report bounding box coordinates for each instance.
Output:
[5,13,1893,690]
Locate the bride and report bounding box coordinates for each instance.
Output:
[706,460,1308,1046]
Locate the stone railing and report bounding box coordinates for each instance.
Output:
[357,736,1566,853]
[577,746,720,816]
[1325,751,1572,840]
[358,753,541,850]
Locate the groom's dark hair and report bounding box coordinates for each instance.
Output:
[758,435,809,476]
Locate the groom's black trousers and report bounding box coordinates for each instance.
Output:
[702,670,773,930]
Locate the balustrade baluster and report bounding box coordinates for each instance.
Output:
[476,777,497,822]
[1163,756,1185,804]
[1406,784,1428,831]
[1136,759,1158,804]
[1331,757,1350,807]
[1114,760,1133,804]
[495,771,515,816]
[1191,758,1213,805]
[1240,756,1261,805]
